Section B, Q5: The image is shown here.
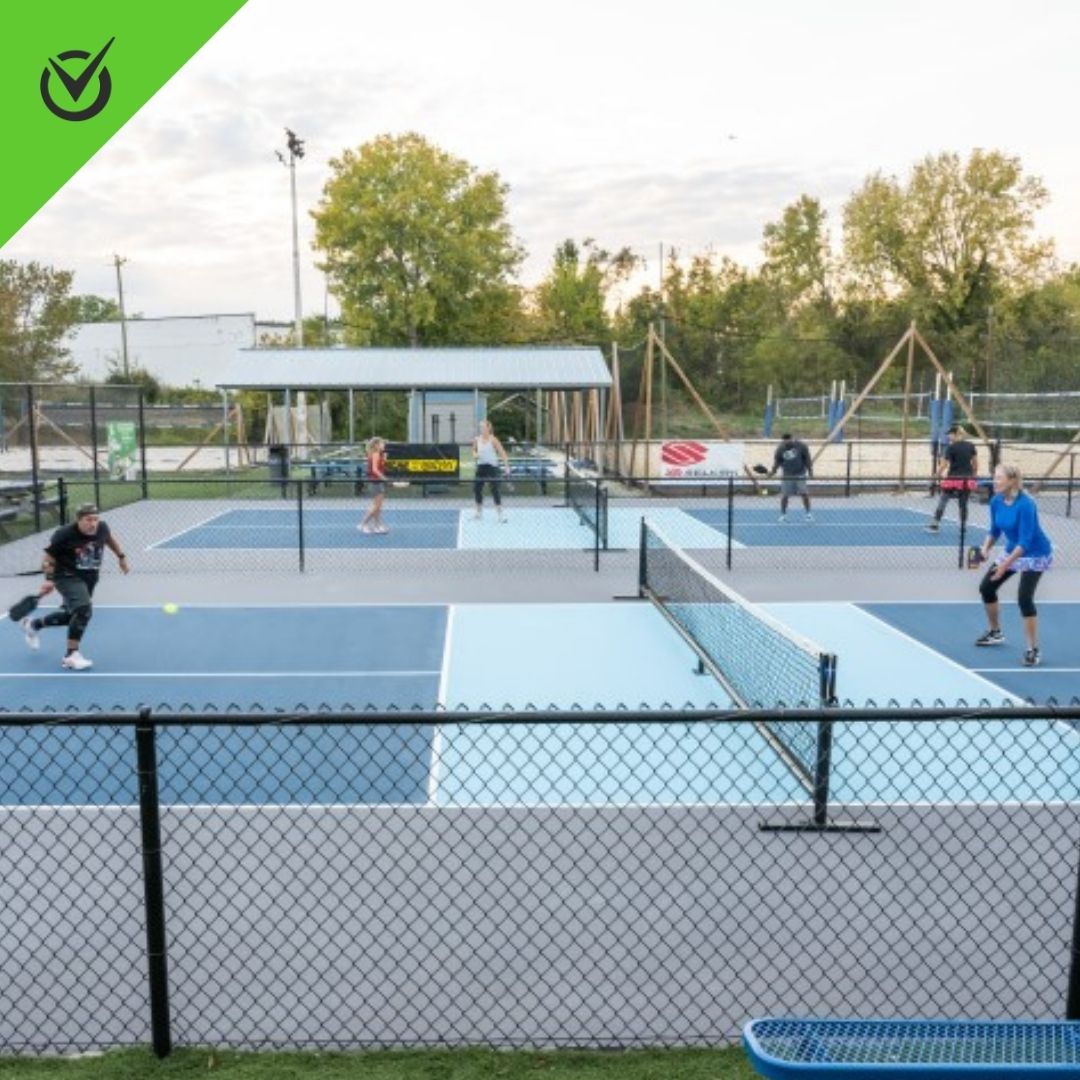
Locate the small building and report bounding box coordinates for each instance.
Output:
[216,346,612,449]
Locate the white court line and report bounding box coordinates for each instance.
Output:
[974,667,1080,673]
[427,605,456,805]
[171,522,457,532]
[0,670,441,679]
[146,509,235,550]
[59,602,449,609]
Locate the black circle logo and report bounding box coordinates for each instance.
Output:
[41,37,115,122]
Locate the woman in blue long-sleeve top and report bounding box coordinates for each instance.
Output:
[974,463,1053,667]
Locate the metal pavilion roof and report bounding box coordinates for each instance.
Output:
[216,346,611,391]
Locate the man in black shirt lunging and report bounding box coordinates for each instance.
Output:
[22,503,130,670]
[925,426,978,533]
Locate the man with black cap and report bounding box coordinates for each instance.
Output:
[768,432,814,522]
[21,503,130,670]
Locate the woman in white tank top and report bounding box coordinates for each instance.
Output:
[472,420,510,521]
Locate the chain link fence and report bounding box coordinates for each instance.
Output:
[2,707,1080,1055]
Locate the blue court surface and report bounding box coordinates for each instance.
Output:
[2,600,1078,807]
[688,506,963,547]
[149,505,965,552]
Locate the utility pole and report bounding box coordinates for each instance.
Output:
[113,254,130,378]
[276,128,306,347]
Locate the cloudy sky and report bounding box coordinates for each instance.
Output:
[5,0,1079,322]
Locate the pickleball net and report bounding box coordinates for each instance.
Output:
[566,465,609,550]
[639,517,838,824]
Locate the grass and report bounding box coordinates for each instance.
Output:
[0,1046,757,1080]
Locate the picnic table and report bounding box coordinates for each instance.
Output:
[744,1017,1080,1079]
[0,480,62,538]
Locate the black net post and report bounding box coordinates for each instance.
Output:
[135,708,172,1058]
[726,477,734,570]
[297,479,306,573]
[637,516,648,597]
[138,389,149,500]
[845,442,853,498]
[957,508,967,570]
[27,383,41,533]
[1068,454,1075,519]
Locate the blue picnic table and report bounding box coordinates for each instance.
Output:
[744,1018,1080,1079]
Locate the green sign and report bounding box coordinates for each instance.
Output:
[2,2,248,247]
[107,421,138,479]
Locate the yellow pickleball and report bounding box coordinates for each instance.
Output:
[162,603,180,615]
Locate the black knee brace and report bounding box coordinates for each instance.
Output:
[67,603,93,641]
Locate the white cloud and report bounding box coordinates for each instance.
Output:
[4,0,1079,319]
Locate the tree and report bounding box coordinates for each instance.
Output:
[842,150,1053,331]
[105,358,161,402]
[72,294,122,322]
[312,133,524,346]
[761,195,834,311]
[0,260,79,382]
[530,239,637,343]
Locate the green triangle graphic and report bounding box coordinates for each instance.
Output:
[1,1,248,248]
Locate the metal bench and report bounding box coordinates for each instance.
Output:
[744,1018,1080,1079]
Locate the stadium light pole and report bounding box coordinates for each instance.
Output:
[276,128,306,347]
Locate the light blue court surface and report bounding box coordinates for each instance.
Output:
[2,600,1079,807]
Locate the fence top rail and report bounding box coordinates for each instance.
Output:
[0,704,1077,727]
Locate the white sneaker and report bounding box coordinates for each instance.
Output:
[473,510,482,520]
[358,523,373,533]
[805,512,813,522]
[497,512,507,523]
[61,651,93,671]
[21,617,40,651]
[778,514,787,523]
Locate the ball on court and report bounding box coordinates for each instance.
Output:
[162,602,180,615]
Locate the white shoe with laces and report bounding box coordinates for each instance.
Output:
[61,651,93,671]
[21,617,40,651]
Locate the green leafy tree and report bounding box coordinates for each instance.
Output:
[72,294,122,322]
[313,132,524,346]
[104,358,161,402]
[0,260,79,381]
[843,150,1054,391]
[530,239,637,343]
[761,195,834,311]
[843,150,1052,330]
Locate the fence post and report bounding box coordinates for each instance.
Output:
[845,442,853,498]
[1068,454,1075,519]
[135,708,172,1058]
[89,385,101,512]
[1066,829,1080,1020]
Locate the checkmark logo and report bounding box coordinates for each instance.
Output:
[40,37,115,121]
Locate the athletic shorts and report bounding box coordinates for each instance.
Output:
[780,476,808,496]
